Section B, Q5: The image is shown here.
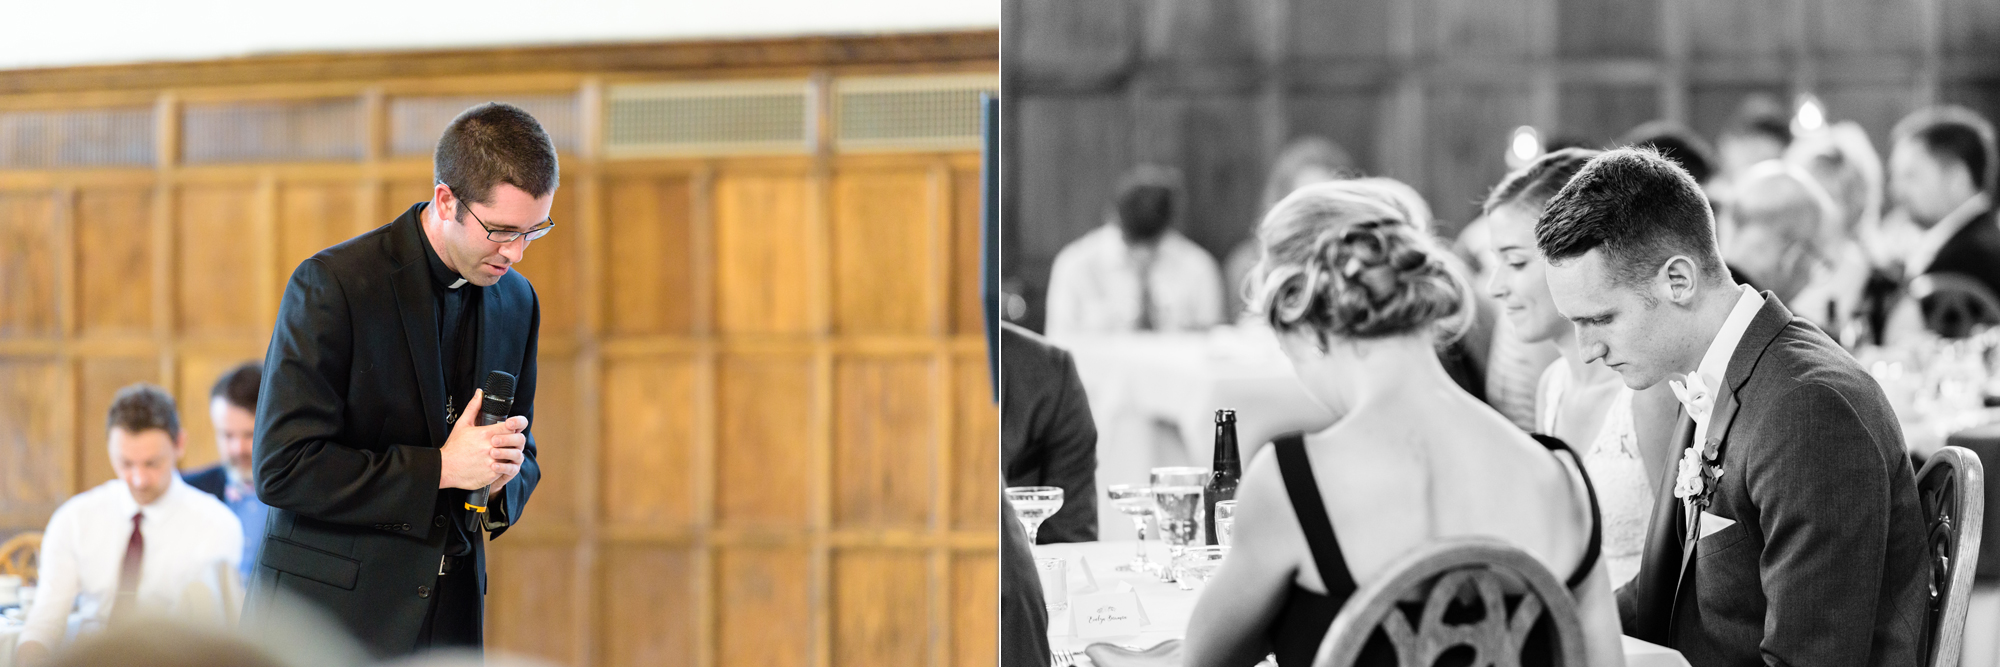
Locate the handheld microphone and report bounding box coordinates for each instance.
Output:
[465,370,516,514]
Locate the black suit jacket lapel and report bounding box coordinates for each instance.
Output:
[475,275,525,394]
[1629,408,1694,643]
[390,213,449,449]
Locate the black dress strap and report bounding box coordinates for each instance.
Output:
[1530,433,1604,591]
[1273,433,1358,600]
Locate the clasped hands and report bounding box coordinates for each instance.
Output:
[439,389,528,495]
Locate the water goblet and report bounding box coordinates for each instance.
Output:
[1005,486,1064,543]
[1106,484,1157,573]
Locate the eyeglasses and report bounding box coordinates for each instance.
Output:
[452,192,554,244]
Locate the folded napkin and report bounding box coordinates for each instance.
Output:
[1085,639,1181,667]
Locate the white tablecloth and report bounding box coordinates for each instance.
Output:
[1035,541,1689,667]
[1050,328,1336,537]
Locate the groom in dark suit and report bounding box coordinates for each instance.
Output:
[1537,147,1930,667]
[250,102,552,657]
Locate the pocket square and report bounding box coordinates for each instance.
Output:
[1698,511,1736,539]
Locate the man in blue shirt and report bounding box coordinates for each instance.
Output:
[181,362,268,582]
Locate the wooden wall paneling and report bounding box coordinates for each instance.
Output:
[832,167,936,335]
[1287,0,1397,61]
[1685,0,1797,60]
[515,188,581,339]
[1938,0,2000,56]
[599,355,698,530]
[598,545,697,667]
[715,353,816,529]
[174,183,265,335]
[718,547,814,667]
[1819,83,1926,157]
[831,550,931,667]
[1810,0,1925,57]
[0,190,59,337]
[385,181,435,224]
[1555,0,1661,58]
[1141,95,1266,259]
[275,182,360,285]
[949,167,985,336]
[1138,0,1275,70]
[831,355,936,530]
[74,188,153,336]
[1557,83,1662,147]
[713,171,814,335]
[1283,91,1386,182]
[1425,83,1534,227]
[951,352,998,533]
[950,552,999,667]
[1419,0,1542,60]
[1686,82,1792,145]
[76,356,159,489]
[522,351,580,528]
[1008,94,1131,309]
[603,174,696,336]
[484,542,580,664]
[1003,0,1135,90]
[0,358,70,525]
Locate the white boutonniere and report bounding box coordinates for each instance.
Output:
[1672,438,1724,509]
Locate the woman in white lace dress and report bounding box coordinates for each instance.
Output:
[1482,148,1667,586]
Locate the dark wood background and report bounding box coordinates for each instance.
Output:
[1001,0,2000,332]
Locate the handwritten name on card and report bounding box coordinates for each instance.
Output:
[1071,590,1147,638]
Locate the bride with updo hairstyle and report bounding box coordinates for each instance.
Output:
[1183,181,1626,667]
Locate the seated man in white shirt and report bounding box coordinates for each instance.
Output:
[1045,164,1225,335]
[14,384,243,667]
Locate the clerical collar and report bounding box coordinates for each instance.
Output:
[416,217,473,291]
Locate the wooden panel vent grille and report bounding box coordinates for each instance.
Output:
[605,80,810,157]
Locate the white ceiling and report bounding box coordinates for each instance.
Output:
[0,0,998,71]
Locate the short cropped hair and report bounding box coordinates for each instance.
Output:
[107,383,180,440]
[1111,165,1183,243]
[1484,147,1604,217]
[434,103,560,213]
[1892,106,1998,195]
[209,362,262,412]
[1620,121,1718,185]
[1537,146,1725,290]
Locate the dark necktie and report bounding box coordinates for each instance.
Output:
[1136,256,1156,331]
[114,512,143,621]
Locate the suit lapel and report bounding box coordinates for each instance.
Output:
[391,216,449,449]
[474,275,523,394]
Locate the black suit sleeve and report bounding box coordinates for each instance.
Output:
[255,258,441,528]
[1030,349,1097,544]
[487,289,541,537]
[1745,383,1892,667]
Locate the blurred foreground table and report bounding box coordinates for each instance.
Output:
[1035,541,1688,667]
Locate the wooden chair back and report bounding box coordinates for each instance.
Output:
[0,531,41,585]
[1918,445,1985,667]
[1313,536,1585,667]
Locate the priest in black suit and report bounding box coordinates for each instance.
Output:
[1887,106,2000,335]
[1540,147,1930,667]
[248,103,554,657]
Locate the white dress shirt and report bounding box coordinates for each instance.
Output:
[22,475,243,649]
[1045,224,1225,335]
[1684,285,1767,449]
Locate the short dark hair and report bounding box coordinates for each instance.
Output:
[107,383,180,440]
[209,362,262,412]
[1484,147,1603,216]
[1112,165,1182,243]
[1893,106,1998,195]
[1537,146,1725,290]
[434,103,560,213]
[1619,121,1717,185]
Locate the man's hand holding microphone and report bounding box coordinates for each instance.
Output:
[439,388,527,497]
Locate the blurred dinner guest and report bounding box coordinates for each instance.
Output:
[1716,95,1794,179]
[1886,106,2000,327]
[1224,137,1354,321]
[999,497,1053,667]
[1785,122,1895,340]
[15,385,243,667]
[1485,147,1676,588]
[1184,181,1624,667]
[181,362,270,583]
[1046,165,1225,334]
[1539,147,1929,667]
[1620,121,1718,187]
[1002,321,1098,543]
[1722,161,1842,310]
[249,103,549,657]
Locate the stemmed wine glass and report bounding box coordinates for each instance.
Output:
[1004,486,1064,543]
[1106,484,1158,573]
